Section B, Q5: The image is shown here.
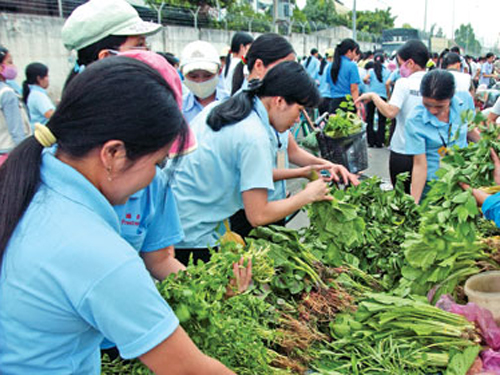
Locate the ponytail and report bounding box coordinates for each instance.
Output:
[305,56,312,69]
[319,58,328,76]
[225,32,254,79]
[224,52,232,78]
[23,62,49,104]
[330,38,360,84]
[231,33,295,95]
[373,53,385,83]
[208,61,319,131]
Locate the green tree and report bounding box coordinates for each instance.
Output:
[302,0,348,28]
[146,0,235,9]
[402,23,413,29]
[348,8,396,35]
[454,23,482,55]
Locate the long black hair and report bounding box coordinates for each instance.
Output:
[22,62,49,104]
[0,57,188,276]
[330,38,360,84]
[420,69,455,100]
[63,35,127,89]
[397,40,430,69]
[209,61,319,131]
[224,32,254,79]
[373,53,385,83]
[231,33,295,95]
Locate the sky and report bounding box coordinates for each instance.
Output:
[296,0,500,49]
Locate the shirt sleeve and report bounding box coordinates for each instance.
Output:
[30,91,55,118]
[482,193,500,228]
[77,256,179,359]
[238,126,274,193]
[404,107,427,155]
[492,97,500,115]
[140,181,185,253]
[1,88,25,145]
[388,78,408,110]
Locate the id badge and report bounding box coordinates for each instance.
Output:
[438,146,448,158]
[277,150,286,169]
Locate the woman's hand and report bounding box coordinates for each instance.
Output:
[354,92,374,106]
[322,162,360,186]
[491,148,500,185]
[303,179,333,203]
[226,257,252,298]
[459,182,490,207]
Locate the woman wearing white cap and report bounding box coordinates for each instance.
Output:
[180,41,229,124]
[62,0,162,87]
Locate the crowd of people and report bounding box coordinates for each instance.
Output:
[1,0,500,373]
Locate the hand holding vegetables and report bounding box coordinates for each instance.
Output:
[226,257,253,297]
[303,178,334,203]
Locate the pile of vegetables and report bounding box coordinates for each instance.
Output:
[322,96,363,139]
[101,114,500,375]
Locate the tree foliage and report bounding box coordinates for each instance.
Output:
[146,0,235,10]
[348,8,396,35]
[454,23,482,55]
[302,0,348,28]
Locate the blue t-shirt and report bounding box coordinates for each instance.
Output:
[318,65,332,98]
[27,85,55,128]
[405,91,474,181]
[327,56,361,98]
[366,67,390,98]
[303,56,320,81]
[171,98,275,248]
[483,193,500,228]
[182,87,229,124]
[114,169,184,252]
[0,151,179,374]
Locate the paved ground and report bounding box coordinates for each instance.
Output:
[287,146,391,230]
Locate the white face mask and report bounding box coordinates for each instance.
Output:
[184,75,219,100]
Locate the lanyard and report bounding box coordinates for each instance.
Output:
[437,123,453,157]
[275,130,282,149]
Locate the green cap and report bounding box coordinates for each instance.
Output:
[62,0,162,51]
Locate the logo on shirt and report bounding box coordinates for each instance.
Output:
[122,213,141,226]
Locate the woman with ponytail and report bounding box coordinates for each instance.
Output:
[327,38,361,113]
[170,61,333,264]
[221,31,254,94]
[363,53,390,147]
[0,57,234,375]
[23,62,55,128]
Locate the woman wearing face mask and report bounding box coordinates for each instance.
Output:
[170,61,333,265]
[22,62,55,128]
[0,46,29,165]
[180,41,229,124]
[356,40,430,193]
[0,57,234,375]
[229,34,358,238]
[405,69,475,204]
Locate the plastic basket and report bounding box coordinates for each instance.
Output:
[316,129,368,173]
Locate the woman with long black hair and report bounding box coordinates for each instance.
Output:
[326,38,361,114]
[221,31,254,94]
[363,53,390,147]
[171,61,333,264]
[22,62,55,128]
[0,57,233,374]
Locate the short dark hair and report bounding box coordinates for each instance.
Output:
[450,46,461,54]
[420,69,455,101]
[442,52,461,69]
[397,40,430,69]
[0,45,8,64]
[311,48,318,55]
[486,52,495,59]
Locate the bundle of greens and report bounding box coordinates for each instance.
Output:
[307,176,419,288]
[311,293,481,375]
[322,96,363,139]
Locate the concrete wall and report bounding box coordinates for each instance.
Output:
[0,12,380,101]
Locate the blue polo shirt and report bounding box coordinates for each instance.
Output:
[27,85,55,128]
[303,56,320,81]
[318,66,332,98]
[0,151,179,374]
[405,91,474,181]
[367,67,390,99]
[171,98,275,249]
[483,193,500,228]
[182,87,229,124]
[114,169,184,252]
[326,56,361,98]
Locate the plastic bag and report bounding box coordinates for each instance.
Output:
[482,349,500,374]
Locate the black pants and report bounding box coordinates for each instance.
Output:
[389,151,413,194]
[327,97,356,114]
[230,209,286,239]
[318,97,333,116]
[366,100,387,147]
[176,248,212,267]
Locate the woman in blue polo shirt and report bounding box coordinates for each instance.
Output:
[171,61,333,265]
[327,38,361,114]
[406,69,475,204]
[364,53,390,147]
[22,62,55,128]
[0,57,233,374]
